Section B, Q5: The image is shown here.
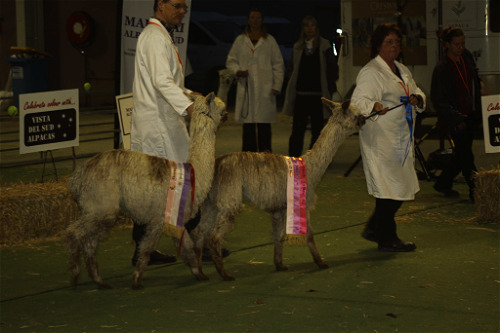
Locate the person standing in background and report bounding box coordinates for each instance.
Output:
[351,23,425,252]
[282,15,338,157]
[431,26,482,202]
[226,8,285,152]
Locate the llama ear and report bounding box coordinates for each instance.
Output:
[205,92,215,105]
[341,99,351,112]
[321,97,341,111]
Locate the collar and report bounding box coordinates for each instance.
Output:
[152,17,175,42]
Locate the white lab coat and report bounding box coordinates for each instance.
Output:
[351,55,426,200]
[226,33,284,123]
[131,18,192,162]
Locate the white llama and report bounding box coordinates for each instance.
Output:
[65,93,226,289]
[185,98,366,280]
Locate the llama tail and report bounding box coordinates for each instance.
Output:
[68,164,84,201]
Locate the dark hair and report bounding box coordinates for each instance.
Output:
[243,7,268,37]
[154,0,168,12]
[438,26,464,45]
[370,23,403,58]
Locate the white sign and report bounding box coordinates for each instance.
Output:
[19,89,79,154]
[115,93,133,150]
[120,0,192,94]
[481,94,500,154]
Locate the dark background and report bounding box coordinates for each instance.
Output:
[0,0,341,110]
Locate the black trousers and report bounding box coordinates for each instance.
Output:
[242,123,272,152]
[288,95,324,157]
[366,198,403,243]
[435,126,477,191]
[132,212,202,245]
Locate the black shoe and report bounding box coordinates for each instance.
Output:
[202,248,230,262]
[131,250,177,266]
[361,228,377,242]
[378,239,416,252]
[434,185,459,198]
[469,189,475,203]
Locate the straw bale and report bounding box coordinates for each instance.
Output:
[474,167,500,223]
[0,178,133,246]
[0,178,79,245]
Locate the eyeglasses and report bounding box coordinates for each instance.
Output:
[168,2,189,11]
[383,39,402,46]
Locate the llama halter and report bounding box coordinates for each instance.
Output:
[285,156,308,244]
[164,161,195,239]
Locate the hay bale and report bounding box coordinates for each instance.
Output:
[0,178,79,245]
[474,167,500,223]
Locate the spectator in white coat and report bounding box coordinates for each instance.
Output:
[226,8,285,152]
[130,0,195,266]
[351,23,425,252]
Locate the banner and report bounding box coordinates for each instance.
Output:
[115,93,133,150]
[481,94,500,154]
[19,89,79,154]
[351,0,426,66]
[120,0,192,94]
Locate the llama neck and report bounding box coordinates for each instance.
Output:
[187,121,216,213]
[302,121,350,189]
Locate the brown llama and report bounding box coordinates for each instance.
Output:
[65,93,226,289]
[185,98,366,280]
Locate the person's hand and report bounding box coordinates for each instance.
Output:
[191,91,203,97]
[372,102,389,115]
[271,89,280,96]
[186,103,194,117]
[409,94,424,108]
[236,70,249,78]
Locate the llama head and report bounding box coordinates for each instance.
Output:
[321,97,365,132]
[217,69,236,105]
[190,92,228,130]
[218,69,236,88]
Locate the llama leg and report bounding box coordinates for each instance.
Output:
[79,218,112,289]
[132,221,163,289]
[271,210,287,271]
[306,222,329,269]
[181,229,209,281]
[209,214,235,281]
[65,222,83,288]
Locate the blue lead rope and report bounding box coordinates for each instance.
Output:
[400,95,412,166]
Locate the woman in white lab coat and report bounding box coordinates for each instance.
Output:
[226,8,285,152]
[351,23,425,252]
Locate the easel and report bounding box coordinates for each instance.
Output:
[41,150,58,182]
[40,147,77,182]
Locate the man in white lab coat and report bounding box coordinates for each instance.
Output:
[130,0,193,266]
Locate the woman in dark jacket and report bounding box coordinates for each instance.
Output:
[282,15,338,157]
[431,26,482,202]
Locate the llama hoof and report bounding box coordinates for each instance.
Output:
[275,264,288,271]
[196,273,210,281]
[222,275,235,281]
[317,262,329,269]
[98,283,112,290]
[132,283,144,290]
